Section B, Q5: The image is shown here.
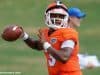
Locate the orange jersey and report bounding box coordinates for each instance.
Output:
[41,28,81,75]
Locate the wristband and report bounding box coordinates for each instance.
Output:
[43,42,51,51]
[22,32,29,40]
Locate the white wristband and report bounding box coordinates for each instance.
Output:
[22,32,29,40]
[43,42,51,51]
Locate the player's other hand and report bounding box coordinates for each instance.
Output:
[38,28,47,44]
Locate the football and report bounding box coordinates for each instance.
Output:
[1,25,23,41]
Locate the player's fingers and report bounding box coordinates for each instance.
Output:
[37,33,41,39]
[38,28,46,42]
[38,28,42,34]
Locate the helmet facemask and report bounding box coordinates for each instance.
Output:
[45,8,69,29]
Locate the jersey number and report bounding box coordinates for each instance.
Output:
[48,54,56,66]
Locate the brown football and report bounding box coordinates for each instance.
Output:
[1,25,23,41]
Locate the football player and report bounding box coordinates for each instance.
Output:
[21,1,86,75]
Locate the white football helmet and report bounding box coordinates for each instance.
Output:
[45,1,69,29]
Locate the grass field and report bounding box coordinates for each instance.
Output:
[0,0,100,75]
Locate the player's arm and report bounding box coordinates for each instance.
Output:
[22,32,43,51]
[43,40,75,63]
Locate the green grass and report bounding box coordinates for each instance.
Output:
[0,0,100,75]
